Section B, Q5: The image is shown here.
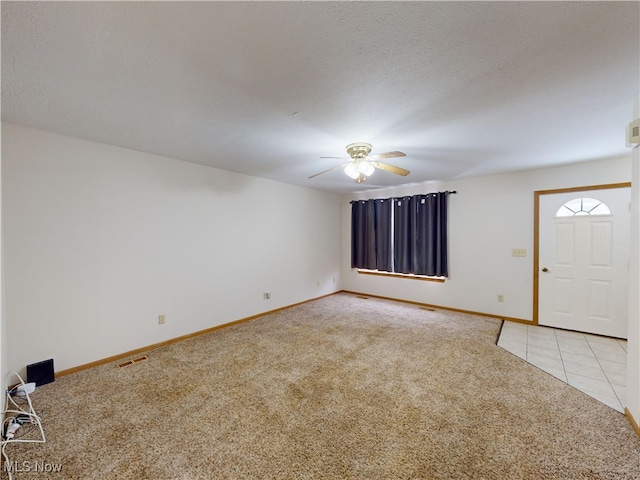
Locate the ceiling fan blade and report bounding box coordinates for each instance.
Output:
[320,156,348,160]
[308,163,348,179]
[371,161,410,176]
[367,151,406,161]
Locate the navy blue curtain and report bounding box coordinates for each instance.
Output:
[352,191,451,276]
[393,196,415,274]
[374,199,392,272]
[414,192,449,276]
[351,200,376,269]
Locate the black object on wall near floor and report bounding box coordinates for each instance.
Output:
[26,358,55,386]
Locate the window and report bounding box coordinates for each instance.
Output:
[555,197,611,217]
[351,191,453,277]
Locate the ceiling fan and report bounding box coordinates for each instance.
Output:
[309,142,410,183]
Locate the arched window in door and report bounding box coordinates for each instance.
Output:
[555,197,612,217]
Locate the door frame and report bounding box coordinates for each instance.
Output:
[533,182,631,326]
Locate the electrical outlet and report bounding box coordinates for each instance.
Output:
[512,248,527,257]
[158,315,166,325]
[497,294,504,303]
[263,292,271,300]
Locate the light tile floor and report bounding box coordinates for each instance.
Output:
[497,321,627,413]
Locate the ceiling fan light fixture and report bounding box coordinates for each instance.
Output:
[358,161,375,176]
[311,143,409,182]
[344,162,360,179]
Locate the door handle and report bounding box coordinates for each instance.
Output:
[541,267,549,273]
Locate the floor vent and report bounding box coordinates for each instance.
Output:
[420,307,436,312]
[117,355,149,368]
[356,295,369,300]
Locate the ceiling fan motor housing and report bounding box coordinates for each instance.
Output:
[346,142,372,159]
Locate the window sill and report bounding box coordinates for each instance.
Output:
[357,269,446,283]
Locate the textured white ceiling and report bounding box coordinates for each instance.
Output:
[2,2,639,194]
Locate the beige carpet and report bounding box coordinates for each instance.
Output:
[5,293,640,479]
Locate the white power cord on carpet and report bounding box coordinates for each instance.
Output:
[1,372,46,480]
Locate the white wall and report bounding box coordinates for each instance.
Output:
[628,95,640,426]
[342,156,631,321]
[2,122,342,375]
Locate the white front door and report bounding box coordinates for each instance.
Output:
[538,188,630,338]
